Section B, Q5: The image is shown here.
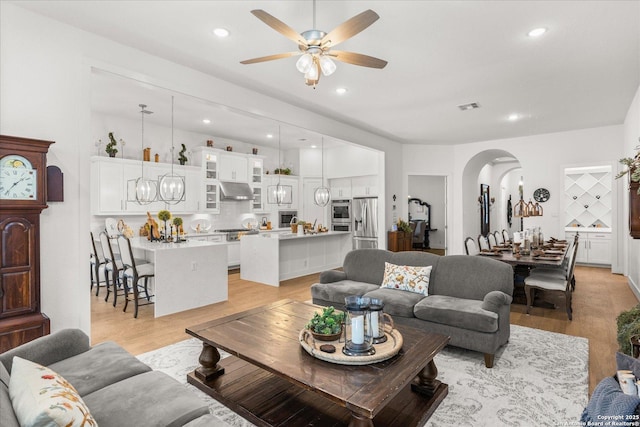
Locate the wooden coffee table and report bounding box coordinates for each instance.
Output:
[186,299,449,427]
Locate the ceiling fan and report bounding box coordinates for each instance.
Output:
[240,5,387,87]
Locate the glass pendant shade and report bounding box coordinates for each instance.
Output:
[267,183,292,205]
[134,177,157,204]
[158,173,185,204]
[513,199,527,217]
[296,53,313,73]
[319,56,337,76]
[525,200,535,217]
[305,61,319,81]
[533,202,543,216]
[314,186,331,207]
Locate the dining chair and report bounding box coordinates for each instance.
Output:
[90,232,106,296]
[524,237,578,320]
[98,231,123,306]
[478,234,491,251]
[528,235,579,291]
[117,235,155,318]
[488,233,498,248]
[502,229,510,244]
[494,231,505,245]
[464,237,479,255]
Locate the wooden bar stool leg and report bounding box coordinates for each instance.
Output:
[104,270,111,302]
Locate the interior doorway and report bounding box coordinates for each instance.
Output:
[408,175,447,254]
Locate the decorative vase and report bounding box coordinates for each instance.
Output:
[179,159,186,165]
[108,152,116,158]
[309,328,343,342]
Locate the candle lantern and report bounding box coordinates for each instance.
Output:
[343,296,375,356]
[368,298,388,344]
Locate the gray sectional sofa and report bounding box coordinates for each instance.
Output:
[311,249,514,368]
[0,329,217,427]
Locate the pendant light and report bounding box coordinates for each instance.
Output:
[158,96,185,204]
[267,125,292,205]
[128,104,157,204]
[313,136,331,207]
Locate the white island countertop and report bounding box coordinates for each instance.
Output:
[240,231,352,286]
[130,236,227,251]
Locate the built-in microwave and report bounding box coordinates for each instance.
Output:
[331,223,351,232]
[278,210,298,229]
[331,199,352,224]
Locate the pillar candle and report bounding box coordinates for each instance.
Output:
[352,315,364,345]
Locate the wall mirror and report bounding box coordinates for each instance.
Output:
[480,183,490,236]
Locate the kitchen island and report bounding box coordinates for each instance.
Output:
[130,237,228,317]
[240,231,352,287]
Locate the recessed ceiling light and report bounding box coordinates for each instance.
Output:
[213,28,230,38]
[508,113,519,121]
[202,119,211,124]
[311,145,317,149]
[266,134,273,139]
[527,27,547,38]
[335,87,348,95]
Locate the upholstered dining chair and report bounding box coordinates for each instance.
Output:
[464,237,479,255]
[528,234,579,291]
[502,229,511,244]
[494,231,505,245]
[524,236,578,320]
[98,231,123,306]
[478,234,491,251]
[117,235,155,318]
[488,233,498,248]
[90,232,106,297]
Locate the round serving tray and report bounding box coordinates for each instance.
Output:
[299,328,403,366]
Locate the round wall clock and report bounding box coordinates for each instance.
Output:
[533,188,550,203]
[0,154,37,200]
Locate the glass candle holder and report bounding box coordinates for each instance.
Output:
[343,295,375,356]
[368,298,387,344]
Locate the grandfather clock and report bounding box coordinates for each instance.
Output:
[0,135,53,352]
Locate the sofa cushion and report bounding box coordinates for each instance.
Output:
[342,249,394,285]
[83,370,209,427]
[0,362,19,427]
[380,262,432,296]
[9,357,97,427]
[311,280,380,306]
[49,340,152,396]
[364,288,426,318]
[414,295,499,333]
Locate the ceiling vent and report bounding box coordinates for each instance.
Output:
[458,102,480,111]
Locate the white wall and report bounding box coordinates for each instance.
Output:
[0,3,401,339]
[623,85,640,296]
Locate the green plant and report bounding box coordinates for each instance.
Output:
[157,210,171,222]
[172,217,183,227]
[617,303,640,355]
[178,144,188,165]
[306,306,345,335]
[105,132,118,157]
[616,138,640,194]
[274,167,291,175]
[397,219,412,233]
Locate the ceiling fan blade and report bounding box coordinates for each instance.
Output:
[240,52,300,65]
[329,51,388,69]
[321,9,380,48]
[250,9,307,46]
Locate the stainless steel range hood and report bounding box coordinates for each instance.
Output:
[219,181,255,201]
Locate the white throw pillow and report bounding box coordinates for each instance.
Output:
[380,262,432,296]
[9,356,98,427]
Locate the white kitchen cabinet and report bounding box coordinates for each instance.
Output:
[351,175,378,197]
[249,157,265,212]
[329,177,352,199]
[170,167,200,213]
[565,231,611,265]
[227,241,240,267]
[202,180,220,213]
[219,153,248,182]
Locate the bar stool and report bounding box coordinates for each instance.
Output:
[117,235,155,318]
[98,231,125,306]
[90,232,106,296]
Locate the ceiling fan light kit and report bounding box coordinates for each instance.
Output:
[241,7,387,87]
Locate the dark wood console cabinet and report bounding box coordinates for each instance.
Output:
[630,181,640,239]
[0,135,53,352]
[388,231,412,252]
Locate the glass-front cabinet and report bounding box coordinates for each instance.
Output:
[193,147,221,213]
[249,157,264,212]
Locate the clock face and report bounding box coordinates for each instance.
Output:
[0,155,37,200]
[533,188,550,203]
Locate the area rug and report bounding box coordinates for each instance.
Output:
[137,325,588,427]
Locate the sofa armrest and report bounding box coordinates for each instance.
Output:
[320,270,348,284]
[481,291,513,313]
[0,329,91,374]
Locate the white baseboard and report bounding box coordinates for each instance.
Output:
[628,277,640,302]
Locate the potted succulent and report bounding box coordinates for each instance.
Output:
[105,132,118,157]
[306,306,345,341]
[178,144,188,165]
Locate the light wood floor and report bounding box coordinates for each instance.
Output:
[91,265,637,395]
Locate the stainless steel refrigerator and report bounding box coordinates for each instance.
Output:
[353,197,378,249]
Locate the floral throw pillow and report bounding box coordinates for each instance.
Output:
[380,262,432,296]
[9,356,98,427]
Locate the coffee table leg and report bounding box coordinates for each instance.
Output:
[194,342,225,382]
[348,412,374,427]
[411,359,441,398]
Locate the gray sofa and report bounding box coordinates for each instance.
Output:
[0,329,218,427]
[311,249,514,368]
